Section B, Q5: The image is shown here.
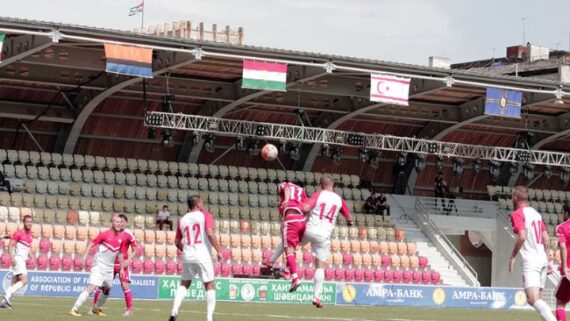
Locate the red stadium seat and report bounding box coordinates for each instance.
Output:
[335,269,345,281]
[305,267,315,280]
[303,250,312,264]
[26,256,36,270]
[221,248,231,262]
[49,255,61,271]
[221,264,231,277]
[384,270,394,283]
[131,259,143,274]
[74,257,83,272]
[381,255,391,267]
[86,257,94,270]
[374,270,384,282]
[178,262,183,274]
[231,264,243,275]
[431,271,441,284]
[36,255,48,270]
[62,256,74,271]
[342,253,353,266]
[136,244,144,258]
[412,271,422,284]
[325,268,335,281]
[422,271,431,284]
[297,267,305,279]
[402,271,412,284]
[364,270,374,282]
[393,270,402,283]
[143,260,154,274]
[354,269,364,282]
[39,238,51,253]
[242,264,253,276]
[252,265,261,276]
[419,256,428,269]
[154,260,165,274]
[214,263,222,276]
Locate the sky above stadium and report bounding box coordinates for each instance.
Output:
[2,0,570,65]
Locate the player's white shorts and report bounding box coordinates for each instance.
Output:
[302,230,330,262]
[181,261,214,283]
[89,265,114,288]
[11,257,27,276]
[523,265,547,289]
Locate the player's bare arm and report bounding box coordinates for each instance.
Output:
[82,241,94,268]
[206,228,223,261]
[561,241,570,280]
[509,228,527,273]
[542,230,552,273]
[8,238,16,267]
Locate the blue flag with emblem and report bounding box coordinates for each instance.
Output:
[484,88,523,119]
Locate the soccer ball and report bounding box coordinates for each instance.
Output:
[261,144,278,161]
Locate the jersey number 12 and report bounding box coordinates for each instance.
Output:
[184,224,202,245]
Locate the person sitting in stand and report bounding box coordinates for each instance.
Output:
[0,171,13,195]
[364,190,379,215]
[156,205,173,231]
[377,193,391,217]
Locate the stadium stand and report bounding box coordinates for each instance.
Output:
[0,149,442,284]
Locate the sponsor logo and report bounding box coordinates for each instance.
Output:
[342,285,357,303]
[2,271,28,295]
[241,284,255,302]
[432,288,446,305]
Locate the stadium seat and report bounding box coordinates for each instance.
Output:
[155,260,165,274]
[26,256,37,270]
[49,255,61,271]
[62,256,74,271]
[75,242,86,256]
[143,261,154,274]
[131,259,143,274]
[431,271,441,284]
[422,271,432,284]
[36,255,48,270]
[419,256,428,269]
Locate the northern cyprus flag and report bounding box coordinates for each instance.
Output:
[370,73,410,106]
[242,60,287,91]
[0,33,5,62]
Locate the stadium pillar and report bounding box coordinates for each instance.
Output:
[56,52,197,154]
[184,66,328,163]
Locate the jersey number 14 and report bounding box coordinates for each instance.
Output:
[319,203,337,223]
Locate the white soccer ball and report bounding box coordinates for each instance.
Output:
[261,144,278,161]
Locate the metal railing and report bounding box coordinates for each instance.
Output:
[413,198,480,287]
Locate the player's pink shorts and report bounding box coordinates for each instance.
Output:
[279,200,304,217]
[556,277,570,303]
[281,214,306,249]
[113,266,131,283]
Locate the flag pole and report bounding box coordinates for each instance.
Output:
[141,0,145,29]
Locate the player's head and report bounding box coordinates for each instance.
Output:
[188,195,203,211]
[563,200,570,221]
[111,215,123,232]
[22,215,33,231]
[512,186,529,208]
[320,174,334,190]
[118,214,128,231]
[292,180,304,188]
[162,205,168,211]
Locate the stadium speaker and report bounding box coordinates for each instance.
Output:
[147,127,156,139]
[359,149,369,163]
[472,159,482,173]
[247,140,260,156]
[235,136,245,151]
[203,133,215,153]
[415,154,426,172]
[331,146,342,165]
[290,144,301,161]
[489,160,500,179]
[435,156,444,170]
[508,162,518,175]
[162,131,174,148]
[321,144,332,158]
[369,153,380,169]
[398,152,407,167]
[347,134,364,146]
[561,168,570,185]
[523,164,535,181]
[452,158,464,176]
[191,132,200,145]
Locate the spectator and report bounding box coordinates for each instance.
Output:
[0,171,13,195]
[434,172,447,211]
[364,190,379,214]
[377,193,391,216]
[156,205,173,231]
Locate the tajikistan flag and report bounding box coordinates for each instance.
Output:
[242,60,287,91]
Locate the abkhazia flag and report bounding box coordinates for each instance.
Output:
[484,87,523,119]
[104,43,153,78]
[129,1,144,16]
[0,33,5,62]
[370,74,410,106]
[242,60,287,91]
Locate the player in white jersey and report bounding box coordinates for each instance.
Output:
[0,215,34,309]
[168,195,222,321]
[509,185,556,321]
[69,215,125,316]
[302,174,352,308]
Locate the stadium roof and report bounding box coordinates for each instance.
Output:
[1,17,569,195]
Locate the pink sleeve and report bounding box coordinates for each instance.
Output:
[301,190,308,203]
[175,220,182,239]
[305,192,320,209]
[557,225,567,243]
[340,199,352,220]
[130,233,138,248]
[510,209,525,234]
[11,231,21,242]
[541,220,547,232]
[204,212,214,230]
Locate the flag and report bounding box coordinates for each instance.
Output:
[242,60,287,91]
[129,2,144,16]
[0,33,5,62]
[104,44,153,78]
[370,74,410,106]
[484,88,523,119]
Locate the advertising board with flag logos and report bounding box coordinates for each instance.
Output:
[484,88,523,119]
[242,60,287,91]
[370,74,410,106]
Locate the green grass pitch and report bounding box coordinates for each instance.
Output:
[0,296,546,321]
